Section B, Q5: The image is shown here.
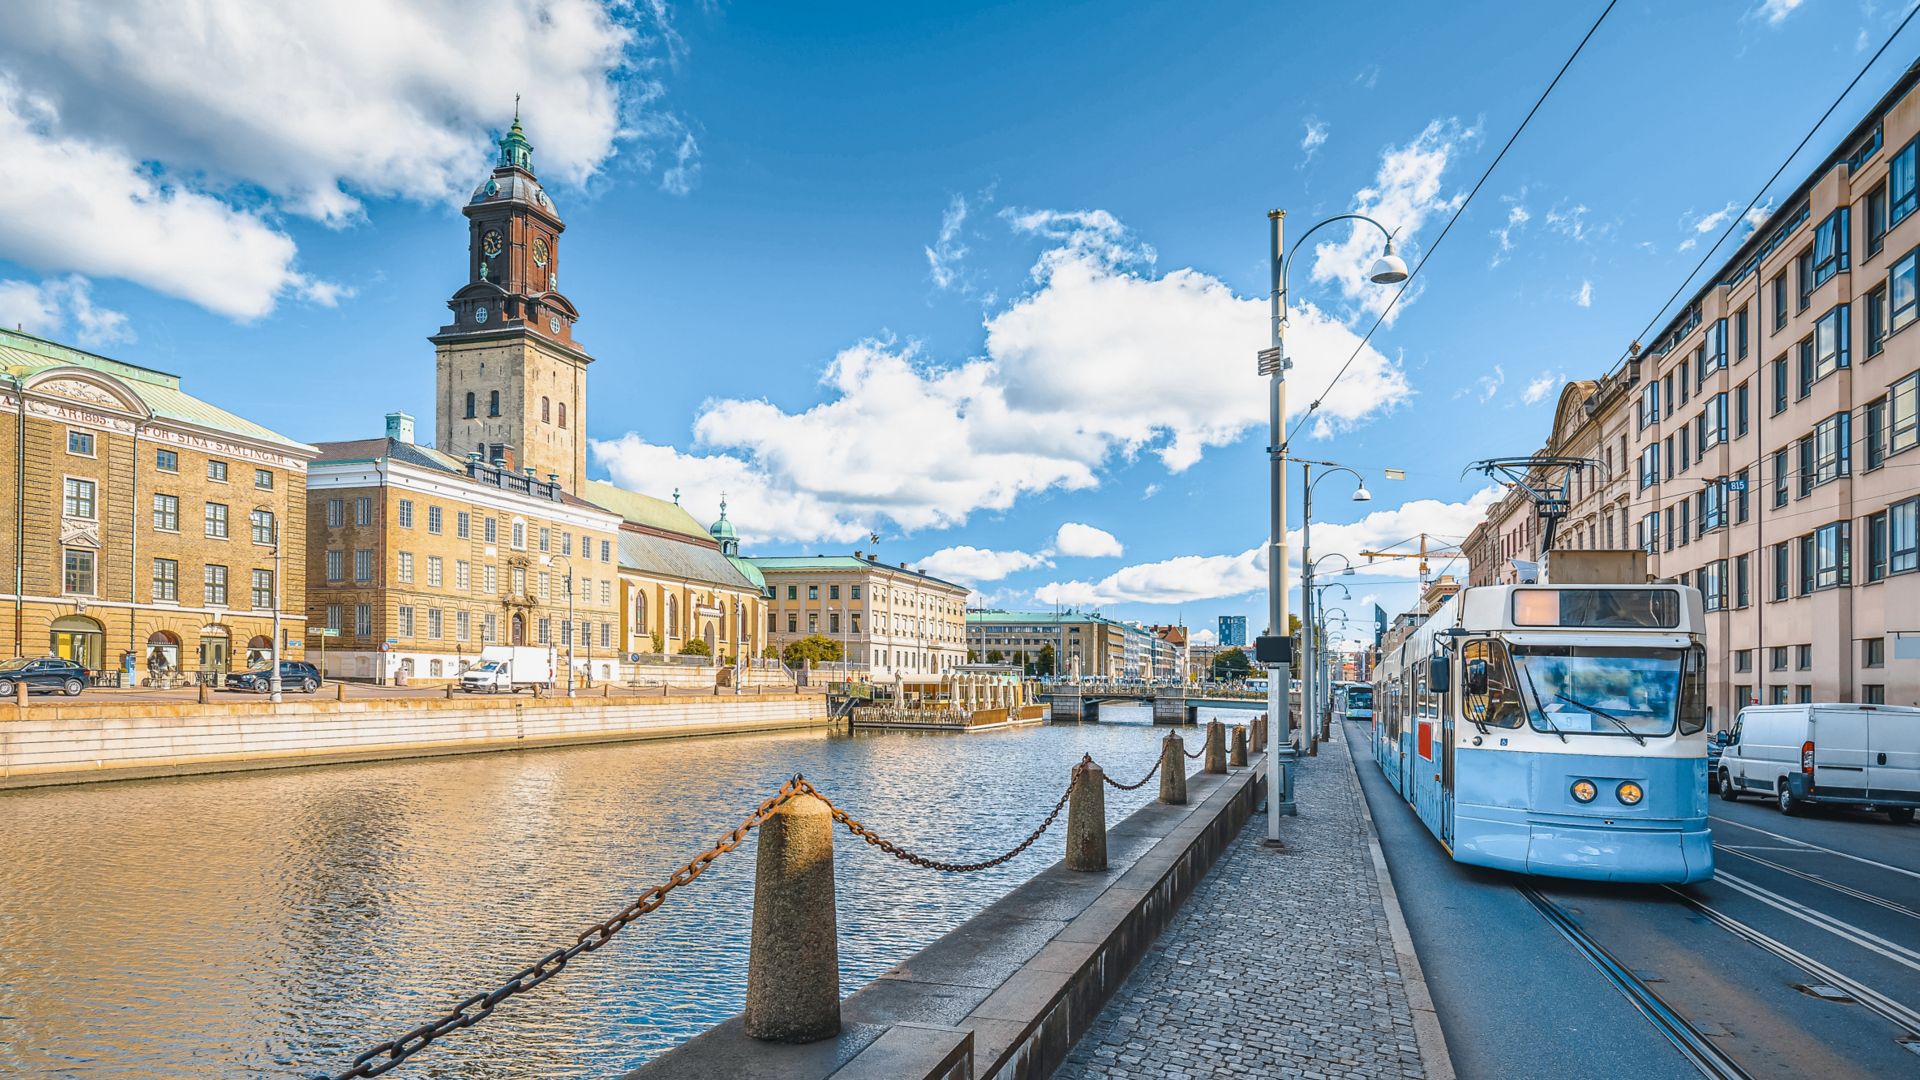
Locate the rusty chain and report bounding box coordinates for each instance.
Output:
[326,742,1162,1078]
[328,777,812,1079]
[1103,754,1162,790]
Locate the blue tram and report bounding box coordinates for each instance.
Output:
[1372,582,1713,884]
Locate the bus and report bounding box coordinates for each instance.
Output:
[1334,681,1374,722]
[1373,581,1711,884]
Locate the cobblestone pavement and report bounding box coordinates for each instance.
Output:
[1056,723,1429,1079]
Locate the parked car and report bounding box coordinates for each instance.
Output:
[225,661,323,694]
[0,656,89,697]
[1706,730,1728,792]
[1719,703,1920,823]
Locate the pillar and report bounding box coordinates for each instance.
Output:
[1204,720,1226,774]
[1230,725,1248,767]
[1066,758,1108,871]
[1160,733,1187,805]
[744,791,840,1042]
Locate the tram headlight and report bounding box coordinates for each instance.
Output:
[1617,781,1644,806]
[1570,779,1598,803]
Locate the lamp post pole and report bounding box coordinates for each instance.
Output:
[256,504,283,704]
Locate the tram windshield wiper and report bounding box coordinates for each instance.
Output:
[1519,667,1567,743]
[1554,693,1646,745]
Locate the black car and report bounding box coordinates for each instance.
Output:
[225,661,323,693]
[0,656,89,697]
[1706,730,1728,792]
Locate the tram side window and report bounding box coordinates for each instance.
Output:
[1461,640,1525,728]
[1678,644,1707,734]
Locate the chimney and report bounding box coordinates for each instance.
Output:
[854,550,862,559]
[385,411,415,444]
[868,553,877,562]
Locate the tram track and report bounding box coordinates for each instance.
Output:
[1519,884,1756,1080]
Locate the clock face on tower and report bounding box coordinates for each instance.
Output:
[532,238,549,268]
[482,230,504,258]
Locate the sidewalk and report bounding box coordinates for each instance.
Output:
[1055,721,1448,1080]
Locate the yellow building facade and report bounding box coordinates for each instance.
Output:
[0,328,314,684]
[585,483,766,666]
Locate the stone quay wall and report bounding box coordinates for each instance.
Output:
[0,692,828,789]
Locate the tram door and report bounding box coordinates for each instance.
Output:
[1440,690,1456,847]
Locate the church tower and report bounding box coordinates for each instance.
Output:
[431,111,590,490]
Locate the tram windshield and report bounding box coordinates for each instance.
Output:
[1508,646,1696,738]
[1346,687,1373,713]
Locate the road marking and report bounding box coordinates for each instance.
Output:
[1711,816,1920,882]
[1715,845,1920,920]
[1668,886,1920,1035]
[1717,871,1920,974]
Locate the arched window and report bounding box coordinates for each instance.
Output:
[488,390,501,417]
[464,392,476,419]
[632,590,647,634]
[541,397,550,423]
[665,594,679,637]
[557,403,567,429]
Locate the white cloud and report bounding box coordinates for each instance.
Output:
[1544,203,1592,241]
[1575,280,1593,307]
[1311,118,1473,324]
[1679,202,1738,250]
[1054,522,1123,558]
[0,1,690,323]
[1491,201,1529,266]
[1300,118,1329,164]
[1458,364,1505,402]
[1755,0,1804,26]
[918,545,1048,584]
[926,193,971,289]
[1522,372,1564,406]
[593,209,1415,544]
[1032,488,1500,607]
[1744,201,1775,230]
[0,275,133,348]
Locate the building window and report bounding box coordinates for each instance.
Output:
[1867,182,1889,255]
[66,430,94,456]
[456,561,470,591]
[464,392,476,419]
[541,396,551,423]
[1892,247,1919,332]
[1770,646,1789,671]
[482,613,496,643]
[600,539,611,562]
[457,610,471,642]
[1813,522,1850,590]
[488,391,501,417]
[1769,686,1789,704]
[355,604,373,637]
[152,493,179,532]
[254,468,273,490]
[250,509,276,545]
[203,502,228,539]
[558,403,567,429]
[456,511,471,539]
[205,565,228,606]
[325,603,341,632]
[325,498,343,528]
[1701,559,1727,612]
[1734,468,1751,522]
[155,448,178,472]
[538,617,551,644]
[808,585,819,600]
[1734,554,1750,608]
[1639,444,1658,489]
[1868,285,1889,355]
[1772,541,1790,601]
[1812,305,1850,381]
[398,552,414,584]
[427,505,443,534]
[207,460,227,483]
[152,558,178,601]
[1795,248,1814,310]
[484,564,497,593]
[1796,437,1814,498]
[1863,637,1885,668]
[325,550,343,580]
[484,516,498,543]
[63,477,96,520]
[1864,684,1886,704]
[1888,497,1918,574]
[354,548,374,582]
[1813,411,1851,485]
[1795,685,1813,704]
[1771,273,1787,331]
[1893,137,1918,223]
[398,606,415,638]
[1771,449,1789,508]
[1891,371,1919,454]
[1734,382,1749,437]
[1812,207,1849,286]
[354,497,373,526]
[512,520,526,549]
[397,499,414,529]
[851,584,862,600]
[252,569,275,610]
[1735,306,1749,359]
[427,556,443,588]
[538,527,550,553]
[787,613,797,633]
[1703,393,1727,450]
[427,608,443,640]
[807,613,818,633]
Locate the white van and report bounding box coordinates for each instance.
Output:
[1718,703,1920,823]
[459,646,556,694]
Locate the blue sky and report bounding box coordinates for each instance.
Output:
[0,0,1911,648]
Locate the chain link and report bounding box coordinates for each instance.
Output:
[1103,754,1162,791]
[807,769,1079,874]
[328,778,812,1079]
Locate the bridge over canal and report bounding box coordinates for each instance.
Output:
[1042,686,1269,724]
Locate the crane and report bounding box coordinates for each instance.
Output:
[1358,533,1464,586]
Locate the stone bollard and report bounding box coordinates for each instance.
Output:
[444,683,455,699]
[13,684,25,714]
[744,789,840,1043]
[1159,733,1188,805]
[1203,720,1227,774]
[1231,725,1248,766]
[1252,714,1265,753]
[1066,757,1108,871]
[197,682,210,705]
[336,681,348,701]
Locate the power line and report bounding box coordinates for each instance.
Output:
[1594,3,1920,386]
[1286,0,1618,444]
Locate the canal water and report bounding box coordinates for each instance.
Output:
[0,705,1252,1078]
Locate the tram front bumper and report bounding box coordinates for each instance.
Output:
[1454,810,1713,884]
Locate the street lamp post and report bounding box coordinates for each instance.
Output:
[254,504,283,704]
[1300,463,1369,751]
[1261,210,1403,839]
[546,554,576,696]
[1320,606,1350,737]
[1307,570,1351,736]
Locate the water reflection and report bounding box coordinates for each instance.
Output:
[0,707,1239,1078]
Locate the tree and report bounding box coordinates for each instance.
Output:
[1211,647,1252,680]
[1035,644,1056,676]
[1013,649,1028,673]
[967,648,979,662]
[985,649,1005,664]
[762,645,780,660]
[782,634,844,668]
[650,631,665,654]
[680,638,711,657]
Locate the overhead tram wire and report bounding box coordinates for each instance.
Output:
[1594,3,1920,386]
[1285,0,1618,445]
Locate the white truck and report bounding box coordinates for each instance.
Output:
[459,646,556,694]
[1718,703,1920,823]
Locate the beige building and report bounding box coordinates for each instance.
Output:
[966,610,1130,680]
[0,327,314,683]
[1466,62,1920,719]
[306,414,623,683]
[755,553,968,677]
[585,483,766,665]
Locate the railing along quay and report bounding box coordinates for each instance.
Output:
[324,716,1264,1079]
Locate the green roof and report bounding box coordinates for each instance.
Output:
[749,554,967,592]
[582,480,711,541]
[0,328,314,454]
[727,554,766,590]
